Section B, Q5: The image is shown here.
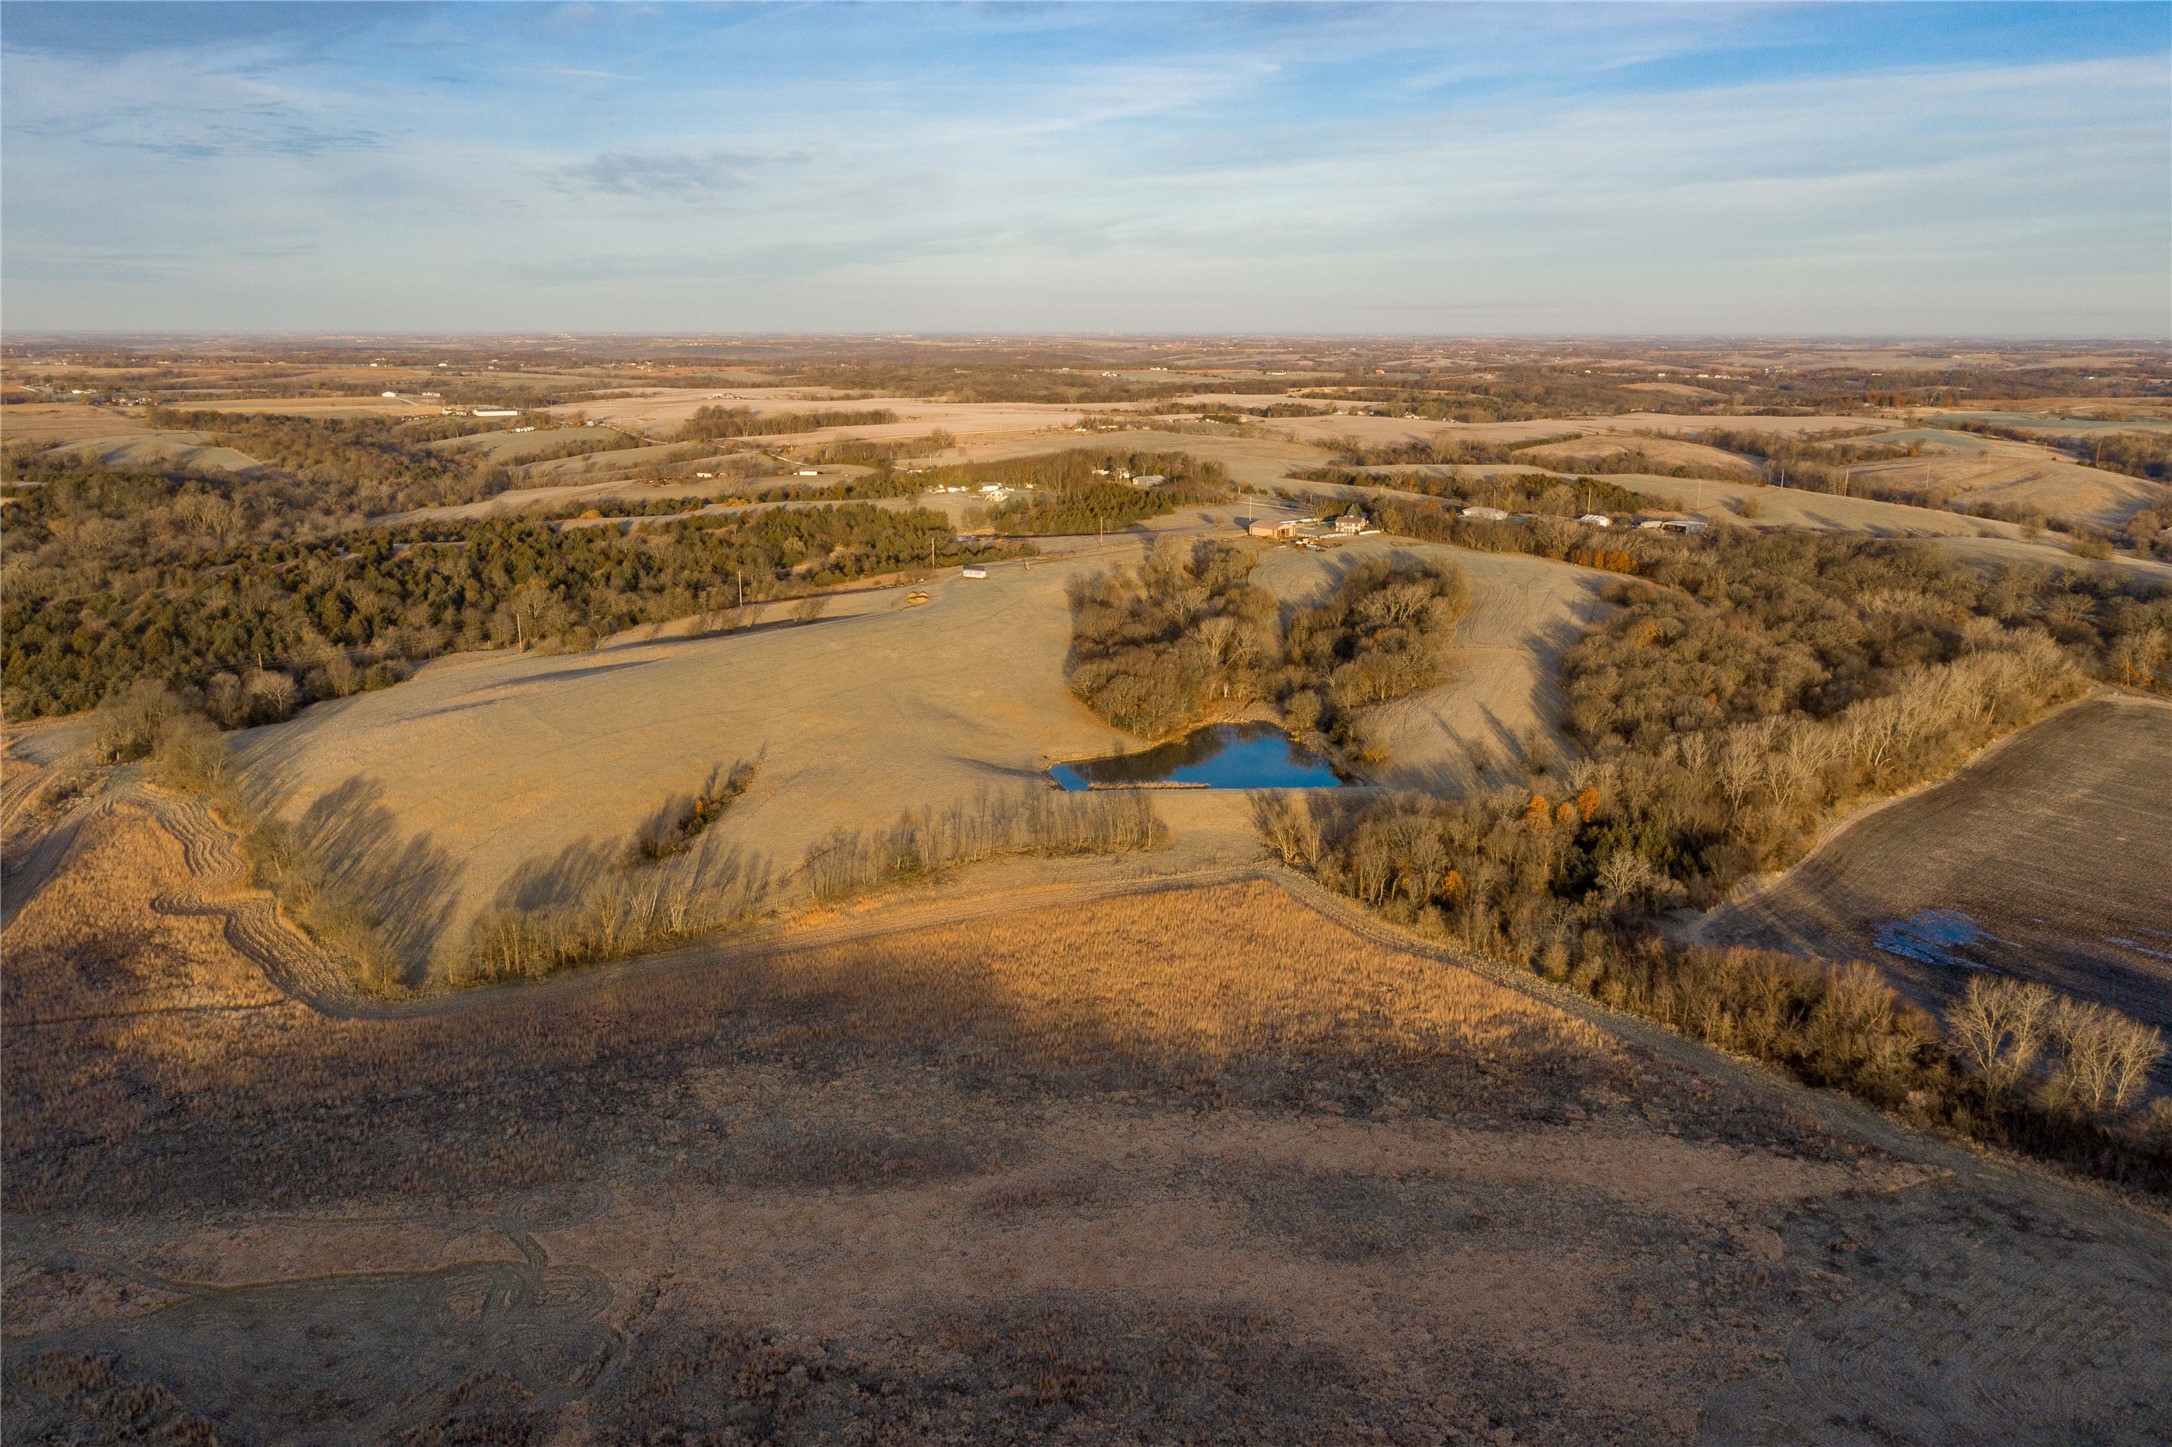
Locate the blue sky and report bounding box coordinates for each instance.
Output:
[3,2,2167,335]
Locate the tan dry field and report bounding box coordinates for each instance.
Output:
[1266,463,2172,583]
[939,426,1325,489]
[5,806,2170,1445]
[226,545,1169,979]
[1249,537,1609,790]
[224,495,1604,983]
[1507,435,1757,476]
[422,425,641,462]
[1934,533,2172,582]
[44,431,264,474]
[169,395,479,420]
[1840,436,2167,530]
[1702,694,2172,1049]
[1918,401,2172,428]
[543,389,1101,446]
[0,401,152,445]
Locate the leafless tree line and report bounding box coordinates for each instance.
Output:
[798,788,1166,903]
[1950,975,2165,1122]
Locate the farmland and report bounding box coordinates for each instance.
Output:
[5,336,2172,1443]
[4,803,2168,1444]
[1704,696,2172,1046]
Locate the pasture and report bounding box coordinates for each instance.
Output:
[5,807,2167,1445]
[226,547,1158,980]
[44,432,264,474]
[1249,538,1612,790]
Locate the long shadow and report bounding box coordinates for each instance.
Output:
[484,829,776,927]
[493,837,624,915]
[1706,854,2172,1091]
[464,659,658,693]
[288,775,464,987]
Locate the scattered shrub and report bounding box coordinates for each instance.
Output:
[799,788,1165,903]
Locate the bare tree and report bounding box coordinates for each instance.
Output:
[1250,791,1320,869]
[2047,997,2167,1118]
[1948,975,2053,1103]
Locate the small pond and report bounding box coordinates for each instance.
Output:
[1051,722,1347,791]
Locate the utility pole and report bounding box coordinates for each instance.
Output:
[736,570,743,608]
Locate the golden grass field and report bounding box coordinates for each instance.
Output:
[1249,537,1612,790]
[224,542,1172,978]
[5,803,2168,1444]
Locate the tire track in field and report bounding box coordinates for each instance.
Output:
[140,791,362,1011]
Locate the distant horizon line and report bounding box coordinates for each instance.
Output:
[7,330,2169,346]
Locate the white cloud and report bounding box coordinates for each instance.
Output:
[3,9,2163,335]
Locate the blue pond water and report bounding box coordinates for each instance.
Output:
[1051,722,1346,791]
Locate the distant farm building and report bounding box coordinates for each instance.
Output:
[1248,518,1331,540]
[1334,512,1374,535]
[1578,513,1613,528]
[472,407,519,418]
[1132,474,1166,488]
[1461,505,1510,521]
[962,565,989,579]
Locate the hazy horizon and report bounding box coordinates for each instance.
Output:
[4,1,2168,338]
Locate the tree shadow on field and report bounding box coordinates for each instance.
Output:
[290,775,463,983]
[496,837,623,914]
[478,827,776,952]
[1704,865,2172,1092]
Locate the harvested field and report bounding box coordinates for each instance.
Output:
[1704,695,2172,1047]
[168,395,478,419]
[6,809,2168,1445]
[423,425,642,461]
[1511,435,1757,476]
[545,389,1095,448]
[1,403,153,445]
[1840,438,2167,529]
[1593,472,2024,539]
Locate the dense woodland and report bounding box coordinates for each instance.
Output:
[675,405,898,441]
[1066,540,1466,750]
[2,473,1014,720]
[141,409,517,517]
[1254,530,2172,1185]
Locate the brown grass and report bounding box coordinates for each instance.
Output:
[8,808,2171,1445]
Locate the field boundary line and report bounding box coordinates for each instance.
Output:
[1688,688,2157,942]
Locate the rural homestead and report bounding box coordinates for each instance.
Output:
[2,3,2167,1444]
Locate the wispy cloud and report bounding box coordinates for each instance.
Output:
[2,2,2164,335]
[547,148,806,198]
